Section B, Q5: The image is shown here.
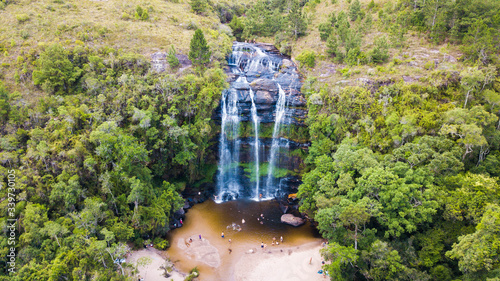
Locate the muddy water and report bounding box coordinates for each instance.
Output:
[166,199,321,281]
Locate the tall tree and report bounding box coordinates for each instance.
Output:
[287,0,307,38]
[447,204,500,274]
[189,29,211,67]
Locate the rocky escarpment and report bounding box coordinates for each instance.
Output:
[214,42,309,201]
[214,58,307,126]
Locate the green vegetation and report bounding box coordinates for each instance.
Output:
[1,0,500,280]
[0,1,230,276]
[189,29,211,68]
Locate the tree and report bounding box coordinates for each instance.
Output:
[439,106,498,160]
[40,221,69,247]
[190,0,208,15]
[0,81,9,122]
[32,43,82,94]
[321,242,358,280]
[189,29,211,67]
[167,46,180,70]
[370,36,390,63]
[349,0,361,21]
[229,16,244,41]
[444,173,500,223]
[362,240,407,281]
[462,19,498,64]
[339,199,374,250]
[447,204,500,274]
[287,0,307,38]
[461,66,486,108]
[318,23,333,41]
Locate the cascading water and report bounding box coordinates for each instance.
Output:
[264,84,287,198]
[216,42,305,202]
[216,88,241,202]
[249,88,260,199]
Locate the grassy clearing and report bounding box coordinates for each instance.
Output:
[0,0,224,95]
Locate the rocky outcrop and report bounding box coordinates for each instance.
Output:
[150,52,191,73]
[281,214,305,227]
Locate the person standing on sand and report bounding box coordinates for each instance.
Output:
[199,234,202,240]
[221,231,224,238]
[280,236,283,243]
[261,242,264,249]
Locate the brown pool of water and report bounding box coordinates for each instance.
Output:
[166,199,321,281]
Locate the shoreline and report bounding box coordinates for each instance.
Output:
[233,241,326,281]
[128,240,326,281]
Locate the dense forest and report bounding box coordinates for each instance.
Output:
[0,0,499,280]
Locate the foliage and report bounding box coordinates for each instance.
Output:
[189,29,211,67]
[190,0,208,15]
[32,43,82,94]
[348,0,361,22]
[299,63,500,279]
[370,36,389,63]
[296,50,316,68]
[167,46,180,69]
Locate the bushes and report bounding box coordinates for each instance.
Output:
[318,23,333,41]
[167,46,180,70]
[370,36,390,64]
[135,6,149,21]
[32,43,82,94]
[190,0,208,15]
[16,13,30,23]
[296,50,316,68]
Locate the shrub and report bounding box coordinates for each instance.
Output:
[16,14,30,23]
[370,36,390,63]
[424,60,435,70]
[190,0,208,15]
[296,50,316,68]
[135,6,149,21]
[32,43,83,94]
[318,23,333,41]
[167,46,180,69]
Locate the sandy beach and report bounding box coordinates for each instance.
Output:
[128,240,327,281]
[233,242,326,281]
[127,248,185,281]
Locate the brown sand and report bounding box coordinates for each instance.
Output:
[234,242,326,281]
[127,248,185,281]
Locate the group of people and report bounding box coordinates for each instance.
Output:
[261,236,284,249]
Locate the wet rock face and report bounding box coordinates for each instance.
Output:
[213,43,307,127]
[214,43,308,201]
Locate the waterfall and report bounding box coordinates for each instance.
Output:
[249,88,260,199]
[264,84,287,198]
[216,42,302,203]
[216,89,241,202]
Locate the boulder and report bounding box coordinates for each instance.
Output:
[281,214,305,227]
[250,78,278,92]
[151,52,167,73]
[174,207,185,217]
[281,59,294,69]
[443,54,457,63]
[256,43,280,54]
[254,90,274,104]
